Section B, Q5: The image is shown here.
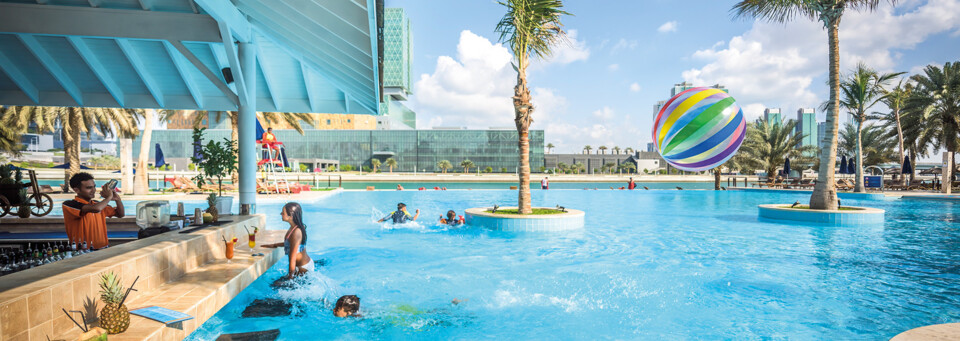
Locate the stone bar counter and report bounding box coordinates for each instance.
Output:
[0,215,285,341]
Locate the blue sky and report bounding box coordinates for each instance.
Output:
[389,0,960,155]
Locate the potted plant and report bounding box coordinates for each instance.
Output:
[0,165,22,204]
[191,128,237,215]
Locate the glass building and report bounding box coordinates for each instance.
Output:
[795,108,818,149]
[134,129,544,172]
[764,108,782,126]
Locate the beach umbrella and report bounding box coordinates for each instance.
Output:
[839,155,848,174]
[52,163,91,170]
[255,117,265,141]
[783,158,791,177]
[847,157,856,175]
[901,155,913,175]
[279,147,290,168]
[154,143,166,169]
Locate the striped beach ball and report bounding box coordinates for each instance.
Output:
[652,87,746,172]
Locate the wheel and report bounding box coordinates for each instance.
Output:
[0,196,8,217]
[30,194,53,217]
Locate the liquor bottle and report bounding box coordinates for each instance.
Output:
[52,243,60,261]
[71,242,77,255]
[25,243,32,261]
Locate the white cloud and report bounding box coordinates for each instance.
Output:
[611,38,638,53]
[681,0,960,122]
[629,83,642,92]
[411,30,515,128]
[543,29,590,65]
[592,106,614,120]
[658,21,678,33]
[608,64,619,71]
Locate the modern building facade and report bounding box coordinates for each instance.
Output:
[543,151,664,174]
[377,8,417,130]
[796,108,817,149]
[764,108,782,126]
[134,129,544,173]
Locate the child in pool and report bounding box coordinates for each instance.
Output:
[439,210,464,226]
[334,295,361,318]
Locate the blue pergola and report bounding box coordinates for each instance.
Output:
[0,0,382,213]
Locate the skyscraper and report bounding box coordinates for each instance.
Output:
[796,108,817,149]
[653,82,729,121]
[379,8,417,129]
[764,108,782,126]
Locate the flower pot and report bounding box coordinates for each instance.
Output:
[215,196,233,216]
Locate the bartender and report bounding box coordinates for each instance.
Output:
[62,172,124,249]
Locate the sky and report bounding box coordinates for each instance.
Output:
[388,0,960,156]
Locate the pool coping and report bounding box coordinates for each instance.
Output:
[758,204,885,226]
[891,323,960,340]
[464,207,585,219]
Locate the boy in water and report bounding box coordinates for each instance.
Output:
[439,210,464,226]
[334,295,361,317]
[378,203,419,223]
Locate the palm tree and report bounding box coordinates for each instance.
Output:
[437,160,453,173]
[624,147,634,155]
[460,159,475,173]
[0,106,58,156]
[737,119,816,179]
[872,80,912,185]
[905,62,960,193]
[598,146,608,155]
[612,146,621,155]
[839,122,896,167]
[546,143,555,153]
[619,162,636,174]
[371,159,382,173]
[557,161,567,173]
[384,158,398,173]
[583,145,592,154]
[899,104,937,183]
[733,0,899,209]
[0,106,138,190]
[839,62,903,192]
[603,162,616,173]
[573,161,585,174]
[497,0,570,214]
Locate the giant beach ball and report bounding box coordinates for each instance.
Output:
[652,87,746,172]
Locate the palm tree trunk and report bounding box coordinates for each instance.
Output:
[944,149,954,194]
[514,63,533,215]
[134,110,153,195]
[894,108,906,186]
[62,108,81,191]
[119,138,134,194]
[854,118,865,192]
[714,167,721,190]
[810,18,841,210]
[230,112,239,185]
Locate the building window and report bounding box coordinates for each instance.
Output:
[347,119,351,123]
[327,119,331,125]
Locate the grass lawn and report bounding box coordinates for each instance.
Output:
[783,205,863,211]
[486,208,565,215]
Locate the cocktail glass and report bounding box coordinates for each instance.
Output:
[248,233,256,249]
[225,241,234,261]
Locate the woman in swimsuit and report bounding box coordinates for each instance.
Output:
[263,202,313,279]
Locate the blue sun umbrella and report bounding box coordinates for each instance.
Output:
[154,143,166,169]
[902,155,913,175]
[839,155,848,174]
[52,163,91,170]
[783,157,791,177]
[848,157,856,175]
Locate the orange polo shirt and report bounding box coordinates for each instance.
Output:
[62,197,116,249]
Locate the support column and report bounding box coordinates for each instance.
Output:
[238,41,257,214]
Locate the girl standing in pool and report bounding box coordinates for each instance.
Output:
[263,202,313,279]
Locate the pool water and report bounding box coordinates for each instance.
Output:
[187,190,960,339]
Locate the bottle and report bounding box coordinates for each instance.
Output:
[25,243,32,260]
[52,243,60,261]
[71,242,77,255]
[81,241,88,254]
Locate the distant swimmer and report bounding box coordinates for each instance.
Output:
[378,203,419,223]
[439,210,465,226]
[676,186,684,190]
[643,186,649,190]
[397,184,404,191]
[334,295,361,318]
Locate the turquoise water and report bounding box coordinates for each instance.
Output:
[183,190,959,339]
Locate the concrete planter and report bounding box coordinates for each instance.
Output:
[758,204,884,226]
[216,196,234,216]
[465,207,585,232]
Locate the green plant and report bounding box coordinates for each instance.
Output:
[484,166,493,173]
[384,158,398,173]
[206,193,219,222]
[188,163,197,171]
[500,167,507,173]
[17,188,29,218]
[341,164,354,172]
[362,166,372,172]
[538,166,546,173]
[13,167,22,184]
[326,165,336,172]
[191,129,237,196]
[371,159,381,172]
[437,160,453,173]
[299,164,308,172]
[460,159,474,173]
[0,164,13,185]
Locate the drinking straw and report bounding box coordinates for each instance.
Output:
[244,226,251,234]
[63,308,87,332]
[118,276,140,307]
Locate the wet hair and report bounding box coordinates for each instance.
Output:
[446,210,456,220]
[267,127,273,131]
[69,172,94,190]
[283,202,306,245]
[397,203,406,209]
[335,295,360,316]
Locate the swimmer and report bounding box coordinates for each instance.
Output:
[378,203,419,223]
[439,210,465,226]
[334,295,361,318]
[262,202,313,279]
[396,184,404,191]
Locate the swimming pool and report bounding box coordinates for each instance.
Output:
[187,190,960,339]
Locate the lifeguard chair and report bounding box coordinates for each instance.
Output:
[256,127,292,194]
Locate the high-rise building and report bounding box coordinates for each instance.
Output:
[378,8,417,129]
[653,82,729,120]
[646,142,656,153]
[796,108,817,149]
[764,108,782,126]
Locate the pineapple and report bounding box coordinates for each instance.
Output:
[97,272,130,334]
[17,188,29,218]
[206,193,219,223]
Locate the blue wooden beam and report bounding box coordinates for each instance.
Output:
[192,0,251,42]
[168,40,237,107]
[117,39,165,108]
[163,41,203,108]
[255,47,283,112]
[68,36,124,107]
[17,34,83,105]
[219,22,250,107]
[300,61,317,113]
[0,49,40,104]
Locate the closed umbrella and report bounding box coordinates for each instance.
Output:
[839,155,848,175]
[255,117,265,141]
[154,143,166,169]
[52,163,91,170]
[901,155,913,175]
[783,157,791,177]
[848,157,856,175]
[280,147,290,168]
